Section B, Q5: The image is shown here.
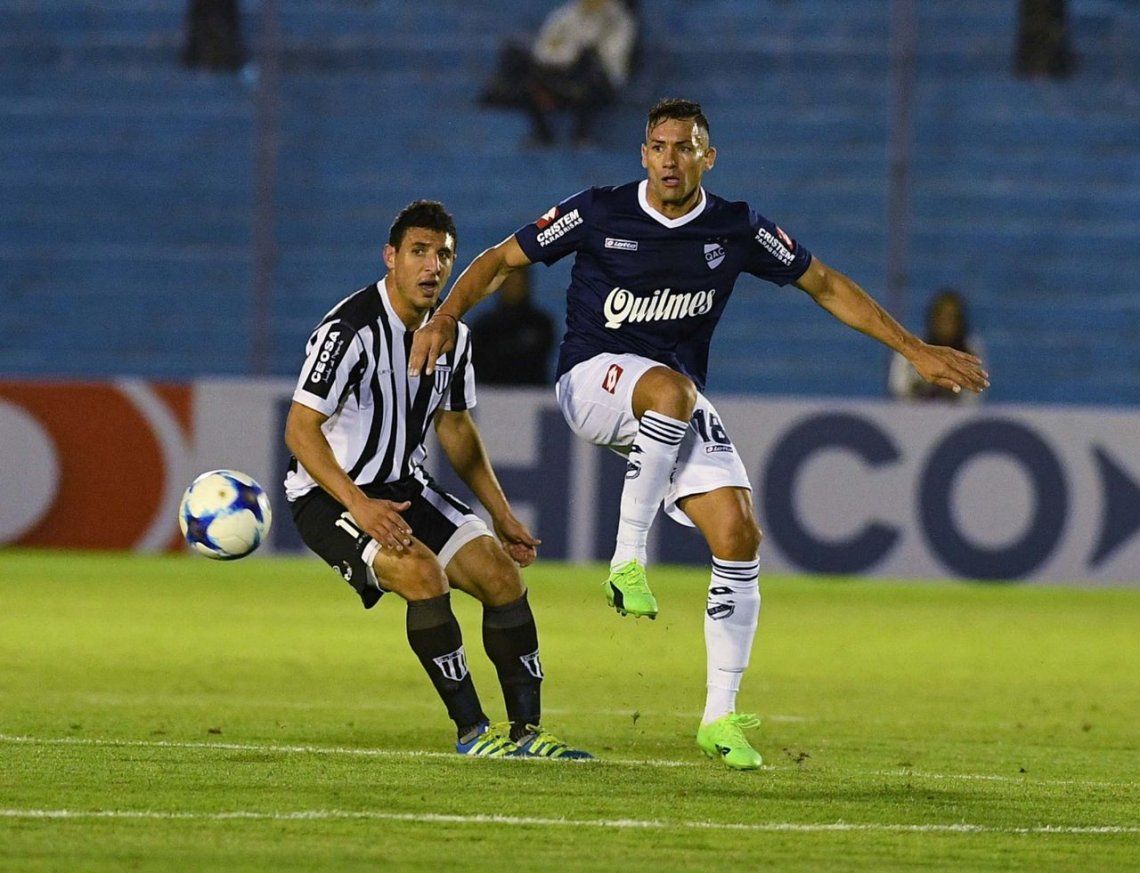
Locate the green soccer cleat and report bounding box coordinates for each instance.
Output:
[455,722,527,757]
[696,713,763,770]
[604,560,658,619]
[513,725,594,760]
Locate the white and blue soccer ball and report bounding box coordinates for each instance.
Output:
[178,469,272,560]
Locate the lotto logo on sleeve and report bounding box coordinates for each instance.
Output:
[602,363,623,394]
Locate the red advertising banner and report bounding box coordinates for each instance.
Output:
[0,380,192,551]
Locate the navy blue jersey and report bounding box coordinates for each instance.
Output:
[514,180,812,390]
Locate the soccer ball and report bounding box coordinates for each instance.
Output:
[178,469,272,560]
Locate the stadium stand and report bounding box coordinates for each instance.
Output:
[1,0,1137,402]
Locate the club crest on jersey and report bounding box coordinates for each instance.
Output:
[704,242,726,270]
[432,363,452,395]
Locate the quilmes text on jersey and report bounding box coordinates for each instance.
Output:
[603,286,716,329]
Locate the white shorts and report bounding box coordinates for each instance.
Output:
[555,353,751,527]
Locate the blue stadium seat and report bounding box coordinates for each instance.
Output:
[1,0,1137,403]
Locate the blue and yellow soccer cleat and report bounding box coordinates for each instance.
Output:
[604,560,658,619]
[456,722,527,757]
[514,726,594,760]
[696,713,763,770]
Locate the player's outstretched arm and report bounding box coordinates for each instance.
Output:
[433,408,540,567]
[794,256,990,395]
[409,235,533,377]
[284,401,413,551]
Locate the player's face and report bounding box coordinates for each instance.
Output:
[641,117,716,217]
[383,227,456,325]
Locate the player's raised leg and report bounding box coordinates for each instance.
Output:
[677,487,764,770]
[445,533,592,759]
[371,541,519,757]
[606,366,696,619]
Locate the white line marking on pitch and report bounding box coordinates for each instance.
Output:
[1,735,1135,789]
[0,808,1136,835]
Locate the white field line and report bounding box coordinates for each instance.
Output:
[1,734,1136,789]
[0,808,1136,835]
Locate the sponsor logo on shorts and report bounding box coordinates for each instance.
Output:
[602,363,623,393]
[704,242,726,270]
[755,226,795,266]
[605,237,639,251]
[625,458,642,480]
[603,286,716,329]
[536,209,582,246]
[706,445,735,454]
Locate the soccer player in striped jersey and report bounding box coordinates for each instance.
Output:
[284,200,590,759]
[409,100,988,770]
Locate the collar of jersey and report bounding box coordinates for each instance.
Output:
[637,179,707,228]
[377,275,430,332]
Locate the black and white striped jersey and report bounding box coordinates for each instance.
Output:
[284,278,476,501]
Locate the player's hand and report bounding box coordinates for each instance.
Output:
[909,343,990,395]
[408,314,458,378]
[493,514,541,568]
[351,498,413,552]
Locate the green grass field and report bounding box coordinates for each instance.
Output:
[1,550,1137,871]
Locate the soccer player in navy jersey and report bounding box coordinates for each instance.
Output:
[409,100,988,769]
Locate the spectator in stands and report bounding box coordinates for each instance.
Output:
[479,0,638,148]
[1015,0,1076,78]
[889,289,985,403]
[182,0,246,72]
[470,268,556,385]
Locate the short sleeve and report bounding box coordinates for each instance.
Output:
[443,330,477,412]
[743,209,813,286]
[513,188,594,266]
[293,319,366,416]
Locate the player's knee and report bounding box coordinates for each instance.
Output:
[713,519,763,561]
[477,548,526,607]
[635,367,698,420]
[376,550,449,600]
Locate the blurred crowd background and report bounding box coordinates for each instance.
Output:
[2,0,1138,403]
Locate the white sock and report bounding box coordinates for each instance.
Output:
[702,557,761,724]
[611,410,689,569]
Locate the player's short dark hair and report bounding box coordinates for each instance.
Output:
[388,200,457,250]
[646,98,710,141]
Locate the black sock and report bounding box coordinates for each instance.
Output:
[406,593,485,735]
[482,591,542,741]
